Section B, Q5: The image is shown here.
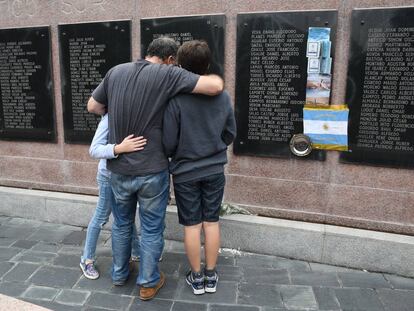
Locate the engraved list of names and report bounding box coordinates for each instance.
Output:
[247,28,302,143]
[141,15,225,76]
[342,8,414,167]
[234,11,337,158]
[59,21,131,144]
[0,27,55,141]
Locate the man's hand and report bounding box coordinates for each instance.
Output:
[192,74,224,96]
[114,135,147,155]
[87,97,106,115]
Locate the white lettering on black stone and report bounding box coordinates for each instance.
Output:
[358,27,414,151]
[247,29,304,142]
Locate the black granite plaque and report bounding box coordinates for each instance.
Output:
[59,20,131,144]
[0,26,55,141]
[141,15,225,76]
[340,8,414,168]
[234,11,338,159]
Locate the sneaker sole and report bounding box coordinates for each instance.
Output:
[79,263,99,280]
[205,275,218,293]
[186,278,205,295]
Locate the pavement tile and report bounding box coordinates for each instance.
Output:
[0,238,16,247]
[0,225,36,239]
[74,274,114,292]
[236,254,275,268]
[243,267,290,284]
[312,287,341,310]
[216,265,243,282]
[14,250,57,264]
[53,254,81,269]
[277,285,318,310]
[0,247,22,261]
[59,245,83,255]
[62,231,86,246]
[128,297,173,311]
[27,227,76,243]
[31,242,61,253]
[30,266,82,288]
[383,274,414,290]
[161,252,188,265]
[22,285,59,301]
[238,282,284,307]
[159,260,181,277]
[0,261,15,278]
[2,262,41,282]
[171,301,207,311]
[211,304,260,311]
[338,272,392,289]
[0,281,30,297]
[23,299,83,311]
[377,288,414,311]
[109,272,138,296]
[335,288,385,311]
[290,271,340,287]
[272,258,311,272]
[11,240,38,249]
[86,292,132,310]
[177,279,237,303]
[54,289,91,306]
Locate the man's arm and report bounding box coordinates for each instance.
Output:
[192,74,224,96]
[87,97,106,115]
[222,106,237,146]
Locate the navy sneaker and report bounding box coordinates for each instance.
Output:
[185,270,205,295]
[204,269,218,293]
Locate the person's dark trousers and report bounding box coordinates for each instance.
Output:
[110,170,169,287]
[173,173,225,226]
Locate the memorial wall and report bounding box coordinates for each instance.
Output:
[0,0,414,235]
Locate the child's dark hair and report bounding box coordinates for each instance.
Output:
[177,40,211,75]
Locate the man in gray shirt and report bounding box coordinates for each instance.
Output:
[87,37,223,300]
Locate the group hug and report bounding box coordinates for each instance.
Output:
[82,37,236,300]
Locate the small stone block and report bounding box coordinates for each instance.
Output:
[86,292,132,310]
[55,289,91,306]
[22,286,59,301]
[12,240,38,249]
[3,262,40,282]
[172,301,207,311]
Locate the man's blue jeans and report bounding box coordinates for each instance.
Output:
[110,169,169,287]
[81,172,140,263]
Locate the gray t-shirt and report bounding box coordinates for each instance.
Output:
[92,60,199,175]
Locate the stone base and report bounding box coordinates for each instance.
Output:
[1,186,413,277]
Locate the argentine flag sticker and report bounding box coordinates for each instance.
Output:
[303,105,349,151]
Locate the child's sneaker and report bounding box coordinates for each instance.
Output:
[204,269,218,293]
[185,270,205,295]
[80,261,99,280]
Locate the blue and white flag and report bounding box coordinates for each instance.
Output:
[303,105,349,151]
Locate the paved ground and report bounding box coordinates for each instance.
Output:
[0,216,414,311]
